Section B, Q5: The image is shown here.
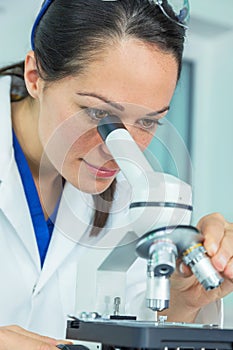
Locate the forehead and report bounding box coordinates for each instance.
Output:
[79,39,177,107]
[48,38,178,111]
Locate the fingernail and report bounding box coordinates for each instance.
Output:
[179,262,185,274]
[217,255,227,270]
[207,242,218,255]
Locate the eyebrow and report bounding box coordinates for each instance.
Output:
[77,92,125,111]
[146,106,170,116]
[77,92,170,116]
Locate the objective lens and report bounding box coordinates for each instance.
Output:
[146,274,170,311]
[149,240,178,277]
[182,245,223,290]
[146,240,178,311]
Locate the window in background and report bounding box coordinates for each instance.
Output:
[145,60,194,185]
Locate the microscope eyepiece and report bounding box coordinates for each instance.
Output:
[97,115,126,141]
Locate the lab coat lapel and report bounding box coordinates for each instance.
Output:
[0,76,12,181]
[36,180,134,311]
[0,155,41,271]
[34,182,94,293]
[0,76,41,271]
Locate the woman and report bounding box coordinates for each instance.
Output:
[0,0,233,348]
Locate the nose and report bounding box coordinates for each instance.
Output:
[99,141,113,156]
[96,132,114,157]
[97,124,151,157]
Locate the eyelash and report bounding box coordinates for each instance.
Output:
[80,106,163,131]
[82,107,110,121]
[138,118,163,130]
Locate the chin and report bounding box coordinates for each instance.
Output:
[70,177,114,195]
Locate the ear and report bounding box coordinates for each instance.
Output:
[24,50,43,99]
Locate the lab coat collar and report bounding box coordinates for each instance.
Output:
[0,155,42,271]
[33,182,95,293]
[0,76,13,182]
[0,160,95,293]
[34,179,134,294]
[0,76,41,271]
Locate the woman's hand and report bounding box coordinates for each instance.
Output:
[197,213,233,280]
[160,213,233,323]
[0,325,72,350]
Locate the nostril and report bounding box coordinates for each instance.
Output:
[99,142,112,157]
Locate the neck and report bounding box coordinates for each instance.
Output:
[35,173,64,220]
[11,97,63,219]
[12,97,42,173]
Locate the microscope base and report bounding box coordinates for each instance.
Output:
[66,318,233,350]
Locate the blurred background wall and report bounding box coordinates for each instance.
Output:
[184,2,233,327]
[0,0,233,327]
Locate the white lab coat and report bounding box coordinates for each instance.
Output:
[0,76,222,339]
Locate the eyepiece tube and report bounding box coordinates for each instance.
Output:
[97,115,154,191]
[97,115,127,141]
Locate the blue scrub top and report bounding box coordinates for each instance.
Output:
[13,130,54,268]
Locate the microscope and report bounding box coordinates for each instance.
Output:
[96,115,223,312]
[65,115,232,350]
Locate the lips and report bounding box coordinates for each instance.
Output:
[83,160,119,178]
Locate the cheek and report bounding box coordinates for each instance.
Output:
[40,111,100,172]
[38,109,67,150]
[67,128,101,158]
[38,92,79,146]
[127,126,155,151]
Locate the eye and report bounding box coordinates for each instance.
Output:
[84,107,111,121]
[138,118,163,130]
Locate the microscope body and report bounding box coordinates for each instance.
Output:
[63,116,226,350]
[74,170,192,319]
[96,115,223,313]
[73,114,223,320]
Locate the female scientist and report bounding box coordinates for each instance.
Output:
[0,0,233,349]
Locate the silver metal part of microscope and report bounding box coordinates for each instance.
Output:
[97,115,223,313]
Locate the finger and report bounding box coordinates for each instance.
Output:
[175,257,192,277]
[197,213,226,256]
[5,325,72,346]
[0,328,58,350]
[5,325,58,345]
[170,264,197,292]
[223,256,233,279]
[211,230,233,272]
[216,277,233,299]
[177,262,192,277]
